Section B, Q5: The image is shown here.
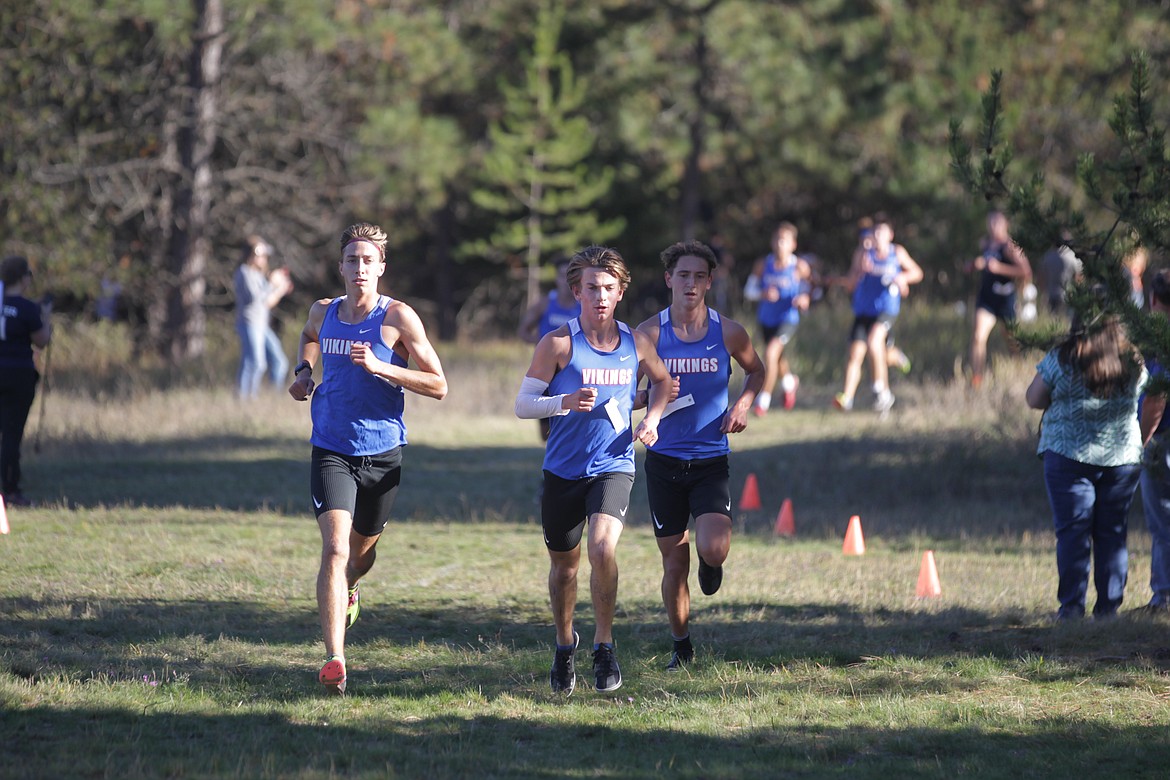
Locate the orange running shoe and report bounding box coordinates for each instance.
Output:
[319,655,347,696]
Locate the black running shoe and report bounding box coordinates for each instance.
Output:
[697,555,723,596]
[666,636,694,671]
[550,632,578,694]
[592,643,622,692]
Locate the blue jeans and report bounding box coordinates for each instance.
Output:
[1043,451,1140,618]
[1141,437,1170,606]
[236,321,289,398]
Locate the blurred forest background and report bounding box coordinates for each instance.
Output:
[3,0,1169,362]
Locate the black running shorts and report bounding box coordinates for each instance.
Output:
[540,471,635,552]
[848,313,896,343]
[760,321,799,346]
[310,445,403,537]
[644,450,731,538]
[975,289,1017,323]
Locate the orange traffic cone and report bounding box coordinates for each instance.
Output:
[842,515,865,555]
[774,498,795,537]
[0,495,8,535]
[916,550,941,598]
[739,473,762,511]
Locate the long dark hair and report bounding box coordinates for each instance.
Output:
[1057,314,1142,398]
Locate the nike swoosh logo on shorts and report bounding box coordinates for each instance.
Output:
[313,495,323,509]
[725,500,732,512]
[619,506,628,518]
[653,513,663,529]
[620,354,632,361]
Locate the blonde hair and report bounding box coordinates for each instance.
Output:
[1123,246,1149,273]
[567,245,631,291]
[340,223,388,259]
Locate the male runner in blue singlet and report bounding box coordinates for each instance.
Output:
[636,240,764,669]
[833,214,923,412]
[743,222,810,413]
[515,245,673,695]
[288,222,448,695]
[518,256,582,441]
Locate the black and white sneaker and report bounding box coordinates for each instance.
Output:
[666,636,694,671]
[697,555,723,596]
[550,632,579,694]
[592,643,622,692]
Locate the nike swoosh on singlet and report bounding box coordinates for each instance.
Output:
[358,327,373,334]
[620,354,632,361]
[706,343,717,350]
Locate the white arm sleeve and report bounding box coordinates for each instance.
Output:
[515,375,571,419]
[743,275,762,302]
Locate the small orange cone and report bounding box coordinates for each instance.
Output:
[0,495,8,535]
[739,473,761,511]
[842,515,865,555]
[916,550,941,598]
[774,498,795,537]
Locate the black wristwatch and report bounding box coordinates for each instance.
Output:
[293,360,312,376]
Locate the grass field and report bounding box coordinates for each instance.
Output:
[3,311,1170,778]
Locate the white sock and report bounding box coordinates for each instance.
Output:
[872,382,887,395]
[780,374,796,392]
[756,391,771,411]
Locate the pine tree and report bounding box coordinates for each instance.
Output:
[950,52,1170,396]
[466,0,624,310]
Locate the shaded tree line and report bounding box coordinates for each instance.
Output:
[2,0,1169,361]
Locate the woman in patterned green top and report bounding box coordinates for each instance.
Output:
[1025,314,1147,620]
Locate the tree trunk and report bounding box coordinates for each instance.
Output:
[164,0,223,363]
[147,106,179,350]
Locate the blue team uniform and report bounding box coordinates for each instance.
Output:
[311,295,408,456]
[652,308,731,460]
[757,255,804,328]
[543,318,638,479]
[852,245,903,317]
[539,289,582,338]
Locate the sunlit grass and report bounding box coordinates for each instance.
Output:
[5,306,1170,777]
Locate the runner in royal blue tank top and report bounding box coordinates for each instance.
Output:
[517,256,582,442]
[832,213,923,413]
[743,222,810,414]
[514,245,673,695]
[635,240,764,670]
[288,222,447,696]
